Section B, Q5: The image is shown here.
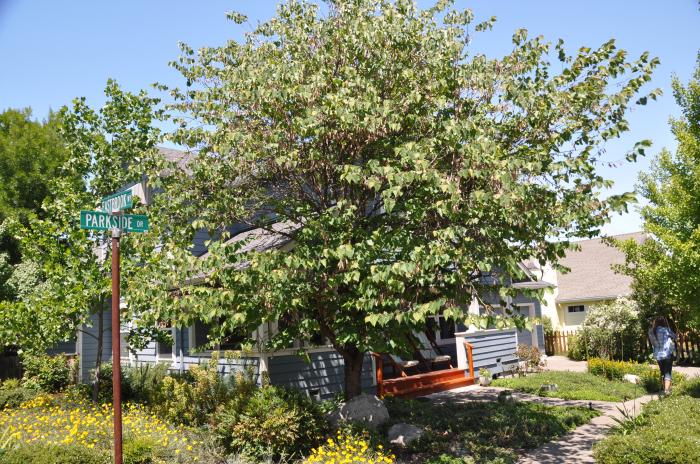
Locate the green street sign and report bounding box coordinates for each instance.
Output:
[101,190,133,212]
[80,210,149,233]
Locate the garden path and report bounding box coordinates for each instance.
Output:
[427,385,656,464]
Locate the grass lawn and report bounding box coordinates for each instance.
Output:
[385,396,598,464]
[492,371,645,402]
[593,378,700,463]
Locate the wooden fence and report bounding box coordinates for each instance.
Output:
[545,329,700,364]
[544,331,576,356]
[0,349,22,380]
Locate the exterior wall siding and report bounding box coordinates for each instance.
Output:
[464,329,518,375]
[267,351,374,400]
[79,310,112,383]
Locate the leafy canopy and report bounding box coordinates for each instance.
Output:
[127,0,658,395]
[0,81,163,352]
[616,54,700,331]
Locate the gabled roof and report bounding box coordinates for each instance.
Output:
[556,232,645,303]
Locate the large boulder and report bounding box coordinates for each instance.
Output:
[329,393,390,428]
[388,423,423,446]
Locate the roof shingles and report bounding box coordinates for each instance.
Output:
[555,232,645,303]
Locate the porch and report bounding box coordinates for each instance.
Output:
[371,328,519,398]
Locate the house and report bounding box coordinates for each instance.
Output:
[46,147,549,398]
[537,232,645,331]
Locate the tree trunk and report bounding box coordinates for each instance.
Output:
[92,305,104,402]
[342,347,365,400]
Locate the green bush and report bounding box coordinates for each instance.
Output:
[152,354,239,426]
[568,298,646,361]
[637,368,687,393]
[122,363,170,404]
[587,358,645,380]
[0,384,36,410]
[588,358,687,392]
[567,333,587,361]
[0,444,108,464]
[594,396,700,463]
[20,354,71,392]
[214,385,328,460]
[123,436,167,464]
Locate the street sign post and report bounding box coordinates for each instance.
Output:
[79,191,148,464]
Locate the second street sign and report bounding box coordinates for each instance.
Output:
[80,210,149,233]
[101,190,133,213]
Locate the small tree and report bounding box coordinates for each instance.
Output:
[616,54,700,333]
[128,0,658,398]
[7,81,163,400]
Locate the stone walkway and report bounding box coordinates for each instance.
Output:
[427,384,657,464]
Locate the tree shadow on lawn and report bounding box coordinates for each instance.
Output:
[385,397,598,464]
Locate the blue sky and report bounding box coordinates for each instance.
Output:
[1,0,698,236]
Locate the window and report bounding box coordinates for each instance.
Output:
[191,320,247,351]
[156,329,173,360]
[426,311,465,342]
[567,305,585,313]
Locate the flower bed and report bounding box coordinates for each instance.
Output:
[0,393,204,462]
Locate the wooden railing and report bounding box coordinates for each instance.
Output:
[463,340,475,380]
[370,352,384,397]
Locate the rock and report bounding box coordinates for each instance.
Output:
[498,390,515,403]
[539,383,558,392]
[331,393,390,428]
[388,423,423,446]
[623,374,640,384]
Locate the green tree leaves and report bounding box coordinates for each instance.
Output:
[616,55,700,331]
[125,0,657,397]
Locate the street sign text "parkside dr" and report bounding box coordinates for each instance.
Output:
[80,210,149,233]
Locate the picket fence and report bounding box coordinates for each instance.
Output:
[545,329,700,364]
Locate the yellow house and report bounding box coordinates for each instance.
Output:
[537,232,645,331]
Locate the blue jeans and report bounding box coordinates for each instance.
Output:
[658,357,673,381]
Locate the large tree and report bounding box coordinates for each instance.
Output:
[616,54,700,332]
[0,109,69,302]
[128,0,658,397]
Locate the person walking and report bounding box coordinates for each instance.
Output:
[648,316,677,395]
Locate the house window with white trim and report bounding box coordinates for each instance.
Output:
[567,305,585,313]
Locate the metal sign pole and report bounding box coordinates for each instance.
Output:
[111,226,123,464]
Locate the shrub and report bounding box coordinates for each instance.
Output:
[214,384,328,460]
[572,298,645,361]
[587,357,687,392]
[0,444,108,464]
[637,368,686,393]
[594,396,700,463]
[0,385,36,410]
[123,436,167,464]
[587,358,639,381]
[122,363,170,404]
[152,355,238,426]
[516,344,542,371]
[304,431,394,464]
[20,353,71,392]
[567,333,587,361]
